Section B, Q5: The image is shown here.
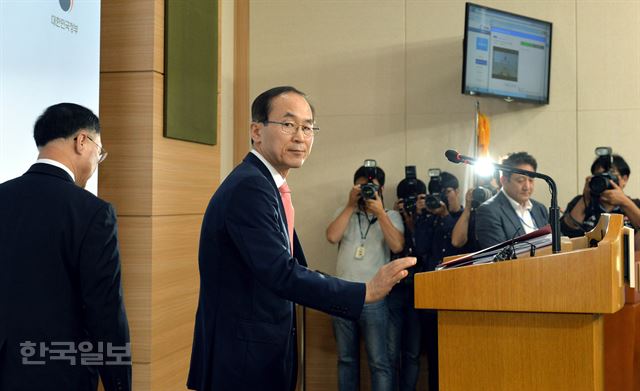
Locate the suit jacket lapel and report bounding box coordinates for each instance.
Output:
[497,192,524,236]
[243,153,292,254]
[532,203,549,228]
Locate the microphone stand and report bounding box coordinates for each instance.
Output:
[451,155,561,254]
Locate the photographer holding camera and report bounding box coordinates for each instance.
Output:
[561,149,640,237]
[413,171,465,270]
[387,168,427,391]
[393,166,427,239]
[451,172,501,252]
[326,161,404,391]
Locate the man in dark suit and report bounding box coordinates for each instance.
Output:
[187,86,416,391]
[0,103,131,390]
[475,152,549,249]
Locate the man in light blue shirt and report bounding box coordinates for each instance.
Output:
[326,163,404,391]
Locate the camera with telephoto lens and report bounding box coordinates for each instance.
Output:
[471,186,496,209]
[402,166,419,215]
[360,159,379,200]
[425,168,443,210]
[589,147,619,196]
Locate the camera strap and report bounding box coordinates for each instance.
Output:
[357,212,378,241]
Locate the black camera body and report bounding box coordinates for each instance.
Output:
[404,195,418,215]
[589,172,619,196]
[403,166,419,214]
[426,168,443,210]
[361,183,380,200]
[360,159,379,201]
[589,147,619,196]
[425,195,441,210]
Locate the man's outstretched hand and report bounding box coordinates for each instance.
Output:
[365,257,417,303]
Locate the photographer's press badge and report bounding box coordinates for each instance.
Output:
[354,245,366,260]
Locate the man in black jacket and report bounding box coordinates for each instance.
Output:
[187,86,415,391]
[0,103,131,390]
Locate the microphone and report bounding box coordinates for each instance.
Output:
[445,150,475,164]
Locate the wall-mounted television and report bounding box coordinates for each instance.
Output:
[462,2,552,104]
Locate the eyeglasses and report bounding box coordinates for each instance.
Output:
[264,120,320,138]
[74,134,108,163]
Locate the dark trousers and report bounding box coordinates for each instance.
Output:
[421,310,439,391]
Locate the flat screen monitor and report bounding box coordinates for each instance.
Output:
[462,2,552,104]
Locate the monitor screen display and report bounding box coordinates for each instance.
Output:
[462,3,552,104]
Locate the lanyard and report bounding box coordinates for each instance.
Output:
[357,212,377,241]
[517,214,537,230]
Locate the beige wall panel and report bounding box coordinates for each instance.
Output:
[99,72,154,216]
[405,0,470,116]
[577,110,640,199]
[406,0,575,115]
[151,73,221,216]
[116,216,152,363]
[405,112,477,184]
[290,114,406,274]
[101,0,164,73]
[151,215,201,362]
[577,1,640,111]
[250,0,405,117]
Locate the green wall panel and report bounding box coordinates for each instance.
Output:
[165,0,218,145]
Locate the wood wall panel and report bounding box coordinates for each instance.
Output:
[233,0,250,165]
[152,70,219,215]
[304,309,338,390]
[101,0,163,73]
[133,363,151,391]
[100,363,151,391]
[151,215,201,362]
[151,345,192,391]
[101,0,227,389]
[604,302,640,391]
[116,216,152,363]
[99,72,154,216]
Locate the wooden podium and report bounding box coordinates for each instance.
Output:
[414,214,632,391]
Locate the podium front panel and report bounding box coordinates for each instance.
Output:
[438,310,603,391]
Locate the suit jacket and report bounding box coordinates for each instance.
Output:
[0,163,130,390]
[187,153,366,391]
[475,191,549,249]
